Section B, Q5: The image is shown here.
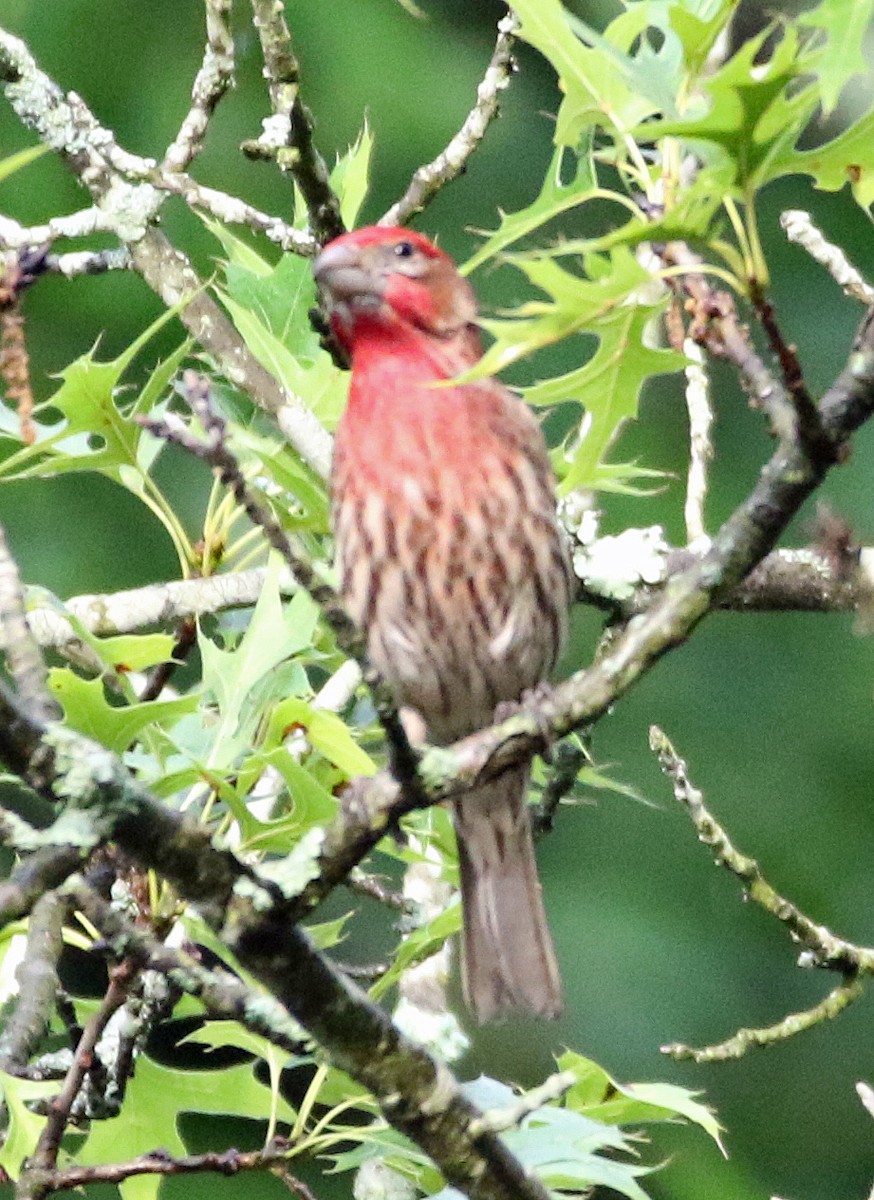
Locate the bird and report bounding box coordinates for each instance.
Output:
[314,225,571,1021]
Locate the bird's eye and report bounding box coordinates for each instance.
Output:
[394,241,415,259]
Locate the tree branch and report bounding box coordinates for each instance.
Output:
[379,12,518,227]
[17,1147,319,1199]
[20,962,135,1197]
[649,725,873,1061]
[0,24,332,479]
[246,0,344,244]
[0,891,68,1073]
[0,691,551,1200]
[163,0,235,173]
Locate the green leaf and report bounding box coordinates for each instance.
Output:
[265,696,376,777]
[80,632,177,673]
[510,0,655,147]
[331,122,374,229]
[203,216,274,277]
[219,290,348,428]
[775,107,874,208]
[557,1050,725,1153]
[639,22,819,193]
[225,251,320,361]
[530,304,684,493]
[0,1073,54,1179]
[803,0,874,115]
[463,144,598,274]
[199,564,319,767]
[49,669,198,755]
[469,247,683,493]
[370,904,461,1001]
[0,305,188,483]
[76,1052,296,1200]
[239,749,338,850]
[182,1020,304,1144]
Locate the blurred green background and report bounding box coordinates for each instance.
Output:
[3,2,874,1198]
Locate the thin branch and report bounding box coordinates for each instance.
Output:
[0,223,131,277]
[11,544,874,665]
[663,978,863,1063]
[0,892,68,1072]
[138,616,197,702]
[664,243,797,444]
[532,740,588,837]
[69,883,309,1057]
[0,523,58,723]
[0,845,88,927]
[781,209,874,305]
[748,275,824,452]
[246,0,344,244]
[149,171,314,252]
[379,13,519,227]
[163,0,235,173]
[650,725,872,1060]
[17,1146,319,1198]
[346,869,406,910]
[12,568,295,653]
[22,962,134,1191]
[469,1070,577,1136]
[0,250,37,445]
[0,25,332,479]
[682,338,713,544]
[649,725,874,974]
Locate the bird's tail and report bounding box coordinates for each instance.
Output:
[453,767,562,1022]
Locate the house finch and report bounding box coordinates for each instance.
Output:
[314,226,570,1021]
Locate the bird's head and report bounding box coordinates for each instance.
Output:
[313,226,478,356]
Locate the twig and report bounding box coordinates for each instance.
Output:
[70,883,310,1057]
[346,869,406,910]
[141,377,356,654]
[22,962,135,1191]
[163,0,235,173]
[662,978,863,1063]
[648,726,874,974]
[650,726,874,1059]
[16,1146,318,1197]
[379,13,519,227]
[138,616,197,702]
[0,523,59,723]
[10,543,874,668]
[0,892,68,1072]
[664,243,797,443]
[0,27,331,478]
[149,171,314,252]
[0,249,39,445]
[470,1070,577,1136]
[781,210,874,305]
[682,338,713,544]
[11,568,296,653]
[532,740,588,837]
[748,275,826,453]
[246,0,344,244]
[0,846,88,927]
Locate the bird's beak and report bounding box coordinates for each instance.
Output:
[313,240,381,308]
